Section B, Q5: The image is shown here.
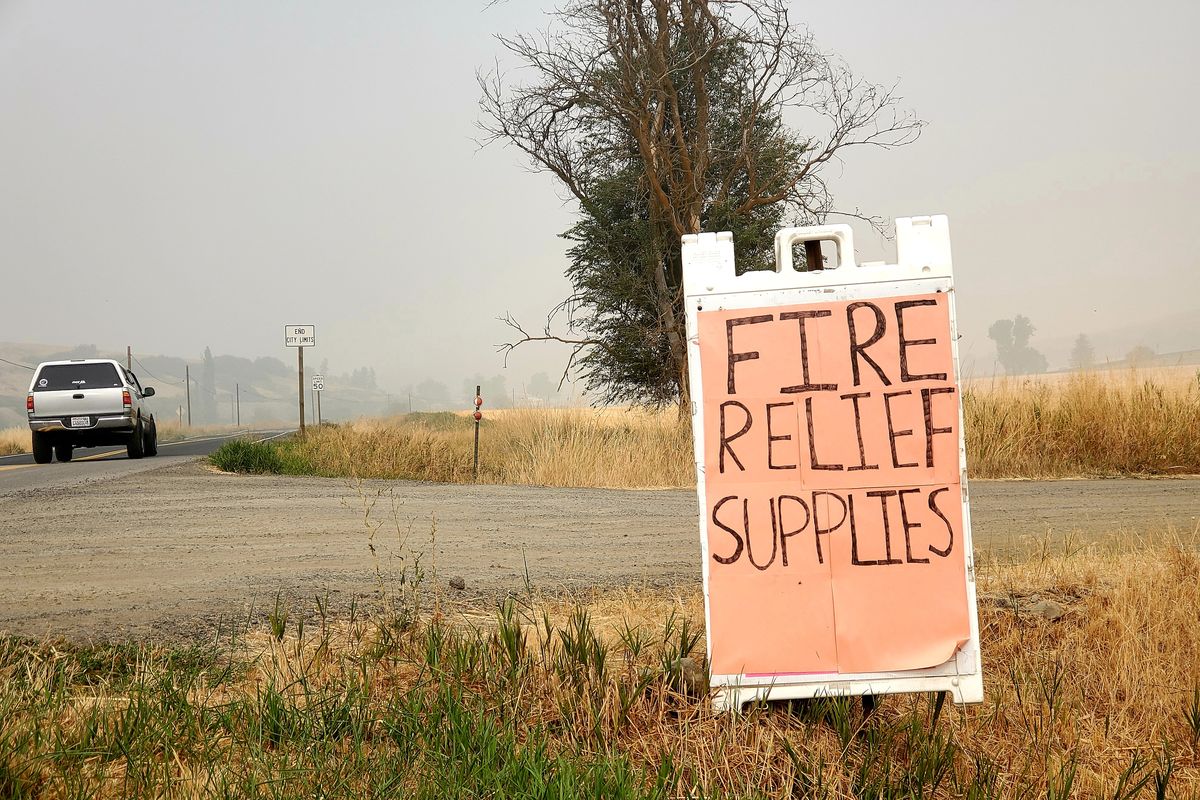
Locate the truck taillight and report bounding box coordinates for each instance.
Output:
[122,390,132,408]
[26,394,34,413]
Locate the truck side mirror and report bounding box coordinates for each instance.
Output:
[143,387,156,397]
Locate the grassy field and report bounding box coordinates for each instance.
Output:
[213,408,695,488]
[2,532,1197,798]
[210,369,1200,486]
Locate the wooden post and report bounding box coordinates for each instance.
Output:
[804,240,823,271]
[472,384,481,481]
[185,365,192,426]
[236,383,240,426]
[298,347,305,435]
[126,345,132,371]
[316,389,322,425]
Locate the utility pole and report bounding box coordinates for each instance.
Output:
[236,383,240,426]
[126,346,132,371]
[185,365,192,426]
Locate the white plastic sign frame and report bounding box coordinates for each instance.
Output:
[682,215,983,713]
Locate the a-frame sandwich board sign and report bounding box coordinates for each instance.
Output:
[682,216,983,712]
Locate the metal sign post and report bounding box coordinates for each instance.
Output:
[285,325,316,435]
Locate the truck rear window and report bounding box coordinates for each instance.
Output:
[34,363,122,392]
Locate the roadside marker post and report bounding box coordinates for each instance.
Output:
[682,216,983,713]
[472,387,483,482]
[285,325,315,435]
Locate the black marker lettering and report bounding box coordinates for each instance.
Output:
[883,390,918,469]
[777,495,810,567]
[726,315,773,394]
[711,496,745,564]
[780,310,837,393]
[897,488,930,564]
[928,487,955,558]
[895,299,948,382]
[805,396,843,471]
[747,498,779,570]
[921,387,956,468]
[863,490,904,565]
[766,402,797,470]
[719,400,752,474]
[846,302,892,387]
[840,391,879,471]
[812,490,848,565]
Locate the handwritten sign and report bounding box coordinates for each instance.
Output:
[683,218,982,711]
[700,292,967,674]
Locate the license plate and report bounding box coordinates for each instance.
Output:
[70,416,90,428]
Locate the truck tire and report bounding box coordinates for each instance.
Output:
[127,421,145,460]
[54,444,74,462]
[146,419,158,456]
[32,432,52,464]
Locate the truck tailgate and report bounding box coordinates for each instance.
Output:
[31,387,126,418]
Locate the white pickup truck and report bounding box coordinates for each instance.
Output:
[26,359,159,463]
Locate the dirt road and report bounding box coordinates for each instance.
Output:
[2,460,1197,641]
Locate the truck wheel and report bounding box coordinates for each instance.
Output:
[32,432,52,464]
[146,420,158,456]
[127,421,146,460]
[55,444,74,462]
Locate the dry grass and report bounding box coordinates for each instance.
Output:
[288,408,694,488]
[2,532,1198,797]
[965,369,1200,478]
[0,425,29,455]
[262,368,1200,487]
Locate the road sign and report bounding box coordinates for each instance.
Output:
[683,216,982,713]
[312,375,325,391]
[285,325,316,347]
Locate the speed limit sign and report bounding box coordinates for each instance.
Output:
[311,375,325,391]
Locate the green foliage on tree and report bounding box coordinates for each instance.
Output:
[482,0,920,409]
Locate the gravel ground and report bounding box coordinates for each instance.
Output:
[1,460,1197,641]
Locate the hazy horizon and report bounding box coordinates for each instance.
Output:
[3,0,1197,399]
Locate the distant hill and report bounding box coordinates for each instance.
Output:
[0,342,394,429]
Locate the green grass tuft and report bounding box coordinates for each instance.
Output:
[209,438,314,475]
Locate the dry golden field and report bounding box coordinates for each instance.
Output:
[273,368,1200,487]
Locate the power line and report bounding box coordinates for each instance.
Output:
[0,356,34,371]
[131,355,185,385]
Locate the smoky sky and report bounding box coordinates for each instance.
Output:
[1,0,1197,397]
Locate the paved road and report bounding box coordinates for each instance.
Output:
[0,430,291,494]
[0,451,1197,641]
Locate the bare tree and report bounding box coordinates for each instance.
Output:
[481,0,921,410]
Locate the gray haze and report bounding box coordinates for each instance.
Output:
[2,0,1198,399]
